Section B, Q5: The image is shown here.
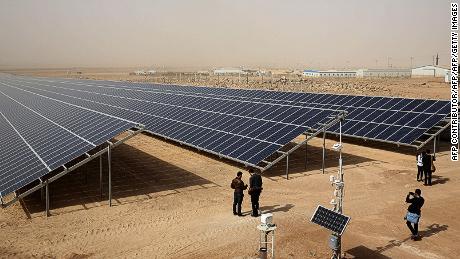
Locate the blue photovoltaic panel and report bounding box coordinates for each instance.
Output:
[0,113,49,196]
[1,75,340,167]
[0,75,137,197]
[49,78,449,146]
[310,205,350,235]
[0,73,450,198]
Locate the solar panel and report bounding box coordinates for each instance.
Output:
[0,74,450,179]
[92,81,448,146]
[2,76,340,168]
[310,205,350,236]
[0,77,138,197]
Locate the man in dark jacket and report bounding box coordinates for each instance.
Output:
[406,189,424,240]
[249,168,263,217]
[231,171,247,216]
[422,149,435,186]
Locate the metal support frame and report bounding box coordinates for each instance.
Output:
[261,112,346,173]
[286,155,289,180]
[433,135,437,158]
[1,126,144,209]
[99,154,103,198]
[108,143,112,207]
[39,178,44,201]
[322,129,326,174]
[304,140,308,170]
[45,180,50,217]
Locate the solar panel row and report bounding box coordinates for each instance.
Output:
[0,79,138,197]
[1,76,339,166]
[47,77,449,146]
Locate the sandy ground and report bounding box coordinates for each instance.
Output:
[0,69,457,259]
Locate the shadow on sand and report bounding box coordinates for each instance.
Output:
[431,175,450,185]
[260,204,295,214]
[345,223,448,258]
[143,133,375,181]
[262,142,375,179]
[21,143,220,217]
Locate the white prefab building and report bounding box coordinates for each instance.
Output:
[363,68,411,78]
[133,70,146,75]
[302,70,320,77]
[411,65,449,78]
[318,70,357,78]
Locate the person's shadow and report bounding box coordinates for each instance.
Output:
[431,175,450,185]
[259,204,295,213]
[417,223,449,240]
[345,223,448,258]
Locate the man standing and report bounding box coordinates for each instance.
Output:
[249,168,263,217]
[416,151,424,182]
[422,149,435,186]
[231,171,247,216]
[405,189,425,240]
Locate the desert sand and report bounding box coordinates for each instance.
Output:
[0,69,456,259]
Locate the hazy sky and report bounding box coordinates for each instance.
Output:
[0,0,452,69]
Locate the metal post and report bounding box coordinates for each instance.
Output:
[286,154,289,180]
[336,119,344,258]
[108,145,112,207]
[99,154,103,199]
[45,180,50,217]
[305,141,308,170]
[84,165,88,185]
[322,129,326,174]
[433,135,437,158]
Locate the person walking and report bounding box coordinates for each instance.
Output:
[416,151,424,182]
[405,189,424,240]
[422,149,435,186]
[231,171,248,216]
[248,168,263,217]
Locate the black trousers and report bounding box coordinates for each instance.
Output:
[424,168,432,185]
[406,221,419,236]
[233,192,243,214]
[417,166,424,180]
[250,191,261,216]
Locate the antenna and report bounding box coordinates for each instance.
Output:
[436,53,439,66]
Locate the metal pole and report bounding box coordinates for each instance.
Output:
[286,154,289,180]
[108,145,112,207]
[41,186,44,202]
[304,140,308,170]
[322,129,326,174]
[336,119,344,258]
[45,180,50,217]
[84,165,88,184]
[433,135,437,158]
[99,154,103,199]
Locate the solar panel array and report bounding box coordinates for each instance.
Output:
[0,75,138,197]
[69,80,449,146]
[0,74,450,197]
[310,205,350,235]
[0,75,341,168]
